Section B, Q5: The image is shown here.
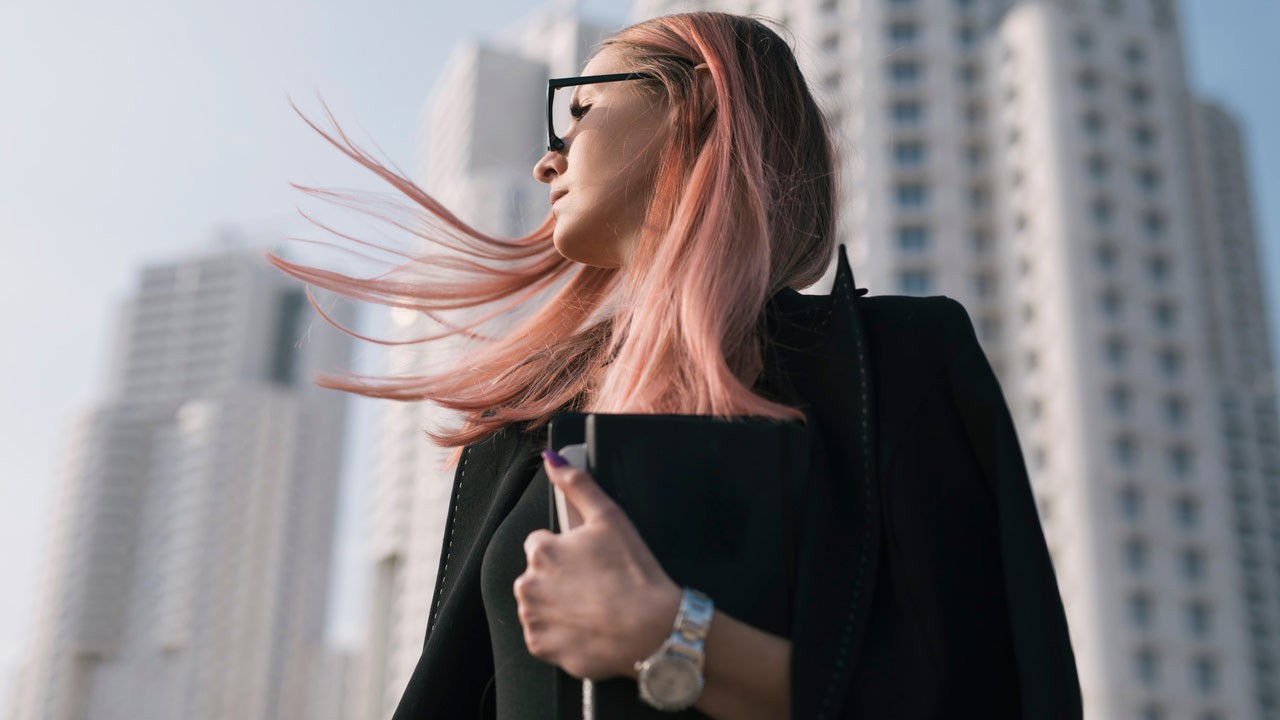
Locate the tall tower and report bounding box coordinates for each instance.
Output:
[1188,97,1280,719]
[7,248,353,720]
[625,0,1277,718]
[356,7,621,719]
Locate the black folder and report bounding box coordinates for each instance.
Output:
[546,411,809,719]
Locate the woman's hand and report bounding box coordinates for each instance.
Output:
[514,449,682,681]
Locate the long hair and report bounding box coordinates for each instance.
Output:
[267,11,839,471]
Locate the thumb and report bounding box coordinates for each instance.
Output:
[542,449,618,523]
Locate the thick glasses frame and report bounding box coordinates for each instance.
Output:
[546,72,658,152]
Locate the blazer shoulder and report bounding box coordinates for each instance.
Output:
[859,294,973,362]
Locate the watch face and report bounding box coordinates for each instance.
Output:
[646,658,701,704]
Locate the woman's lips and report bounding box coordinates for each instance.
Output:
[550,190,568,205]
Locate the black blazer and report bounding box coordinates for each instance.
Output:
[391,244,1083,719]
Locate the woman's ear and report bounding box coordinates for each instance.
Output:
[694,62,715,125]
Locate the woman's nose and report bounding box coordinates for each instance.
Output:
[533,146,566,184]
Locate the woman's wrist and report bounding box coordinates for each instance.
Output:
[624,579,683,680]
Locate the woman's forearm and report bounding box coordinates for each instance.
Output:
[694,608,792,719]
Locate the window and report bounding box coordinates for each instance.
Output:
[964,102,986,125]
[971,226,992,254]
[979,315,1001,341]
[956,23,978,48]
[1129,592,1154,629]
[896,225,931,253]
[1138,167,1161,193]
[1143,211,1165,239]
[1078,69,1101,94]
[1162,395,1187,427]
[1174,495,1200,530]
[1124,42,1146,67]
[1095,242,1118,270]
[1086,154,1109,180]
[1105,335,1129,367]
[1146,255,1170,283]
[1092,197,1114,227]
[965,143,987,168]
[1192,655,1218,694]
[1125,536,1149,573]
[969,184,991,210]
[1133,124,1158,150]
[822,32,840,53]
[1099,287,1123,319]
[973,271,996,297]
[892,100,925,125]
[896,182,928,208]
[1119,484,1143,520]
[1152,300,1177,330]
[823,71,842,91]
[1082,112,1105,138]
[1141,704,1165,720]
[1136,646,1160,686]
[894,141,927,166]
[888,22,918,44]
[1103,0,1122,16]
[1157,346,1182,377]
[1074,27,1094,52]
[890,61,922,84]
[1185,600,1212,637]
[1128,83,1152,108]
[899,269,933,294]
[1180,547,1206,583]
[1169,444,1193,477]
[1114,434,1139,467]
[1109,383,1133,416]
[958,63,981,86]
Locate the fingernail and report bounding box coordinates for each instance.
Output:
[541,449,569,467]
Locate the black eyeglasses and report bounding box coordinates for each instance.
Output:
[546,72,658,152]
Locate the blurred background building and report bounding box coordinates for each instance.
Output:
[4,246,355,720]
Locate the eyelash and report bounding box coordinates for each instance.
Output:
[569,102,590,119]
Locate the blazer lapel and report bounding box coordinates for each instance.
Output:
[766,244,883,720]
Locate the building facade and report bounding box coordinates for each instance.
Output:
[7,248,353,720]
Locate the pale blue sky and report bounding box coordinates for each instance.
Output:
[0,0,1275,704]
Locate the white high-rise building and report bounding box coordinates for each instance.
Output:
[1189,97,1280,719]
[6,248,353,720]
[355,8,620,719]
[625,0,1276,718]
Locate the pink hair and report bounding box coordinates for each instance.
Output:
[266,12,839,471]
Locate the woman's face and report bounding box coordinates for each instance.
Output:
[533,47,673,269]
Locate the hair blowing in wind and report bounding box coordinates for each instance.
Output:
[266,12,840,471]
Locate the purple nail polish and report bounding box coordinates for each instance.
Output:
[541,449,569,467]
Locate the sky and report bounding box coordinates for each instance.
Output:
[0,0,1276,706]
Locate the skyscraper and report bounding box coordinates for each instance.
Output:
[7,247,353,720]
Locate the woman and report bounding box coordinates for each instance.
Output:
[269,11,1082,720]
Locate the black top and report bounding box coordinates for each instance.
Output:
[479,463,559,718]
[479,422,817,719]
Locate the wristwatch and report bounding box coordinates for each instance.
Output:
[634,587,714,712]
